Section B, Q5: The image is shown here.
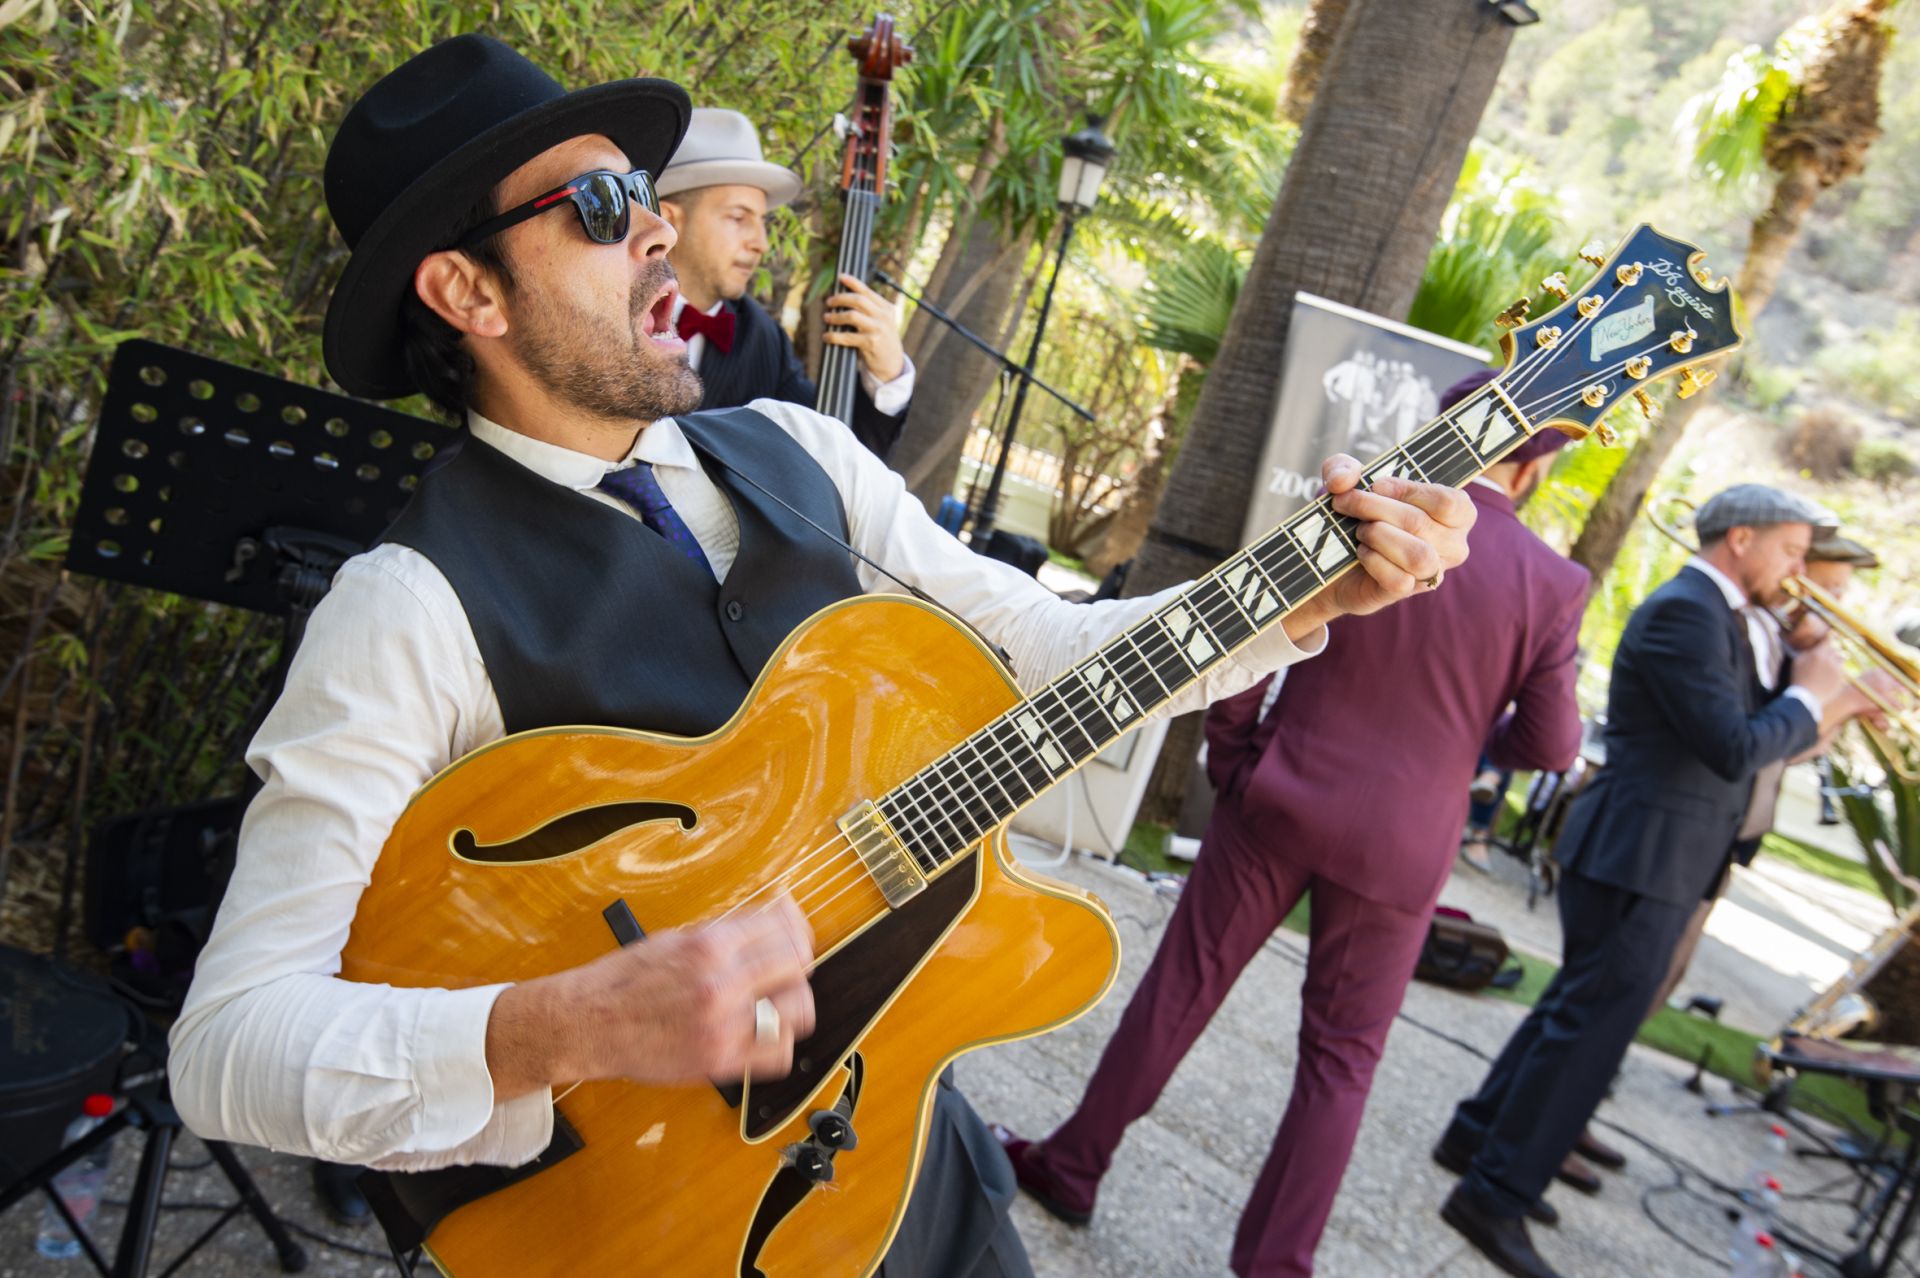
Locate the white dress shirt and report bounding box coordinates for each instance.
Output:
[672,294,914,416]
[1685,557,1819,717]
[168,399,1324,1171]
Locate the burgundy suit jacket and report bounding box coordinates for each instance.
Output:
[1204,482,1590,914]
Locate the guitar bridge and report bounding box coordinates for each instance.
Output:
[837,800,926,907]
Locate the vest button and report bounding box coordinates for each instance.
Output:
[725,599,744,622]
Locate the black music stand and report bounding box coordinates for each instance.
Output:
[42,340,453,1276]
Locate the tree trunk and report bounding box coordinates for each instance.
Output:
[1278,0,1352,127]
[1568,0,1891,583]
[1127,0,1517,824]
[893,219,1038,509]
[1568,163,1822,582]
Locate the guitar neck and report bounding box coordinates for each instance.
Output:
[816,187,882,428]
[874,379,1541,876]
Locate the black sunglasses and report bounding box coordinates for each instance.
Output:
[456,168,659,250]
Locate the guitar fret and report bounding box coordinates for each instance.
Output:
[905,772,972,854]
[877,792,941,872]
[1119,631,1176,701]
[1036,688,1097,765]
[957,733,1021,816]
[1191,577,1256,650]
[931,756,997,845]
[986,719,1052,798]
[1285,502,1359,583]
[1148,613,1206,684]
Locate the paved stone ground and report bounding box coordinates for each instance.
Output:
[0,850,1898,1277]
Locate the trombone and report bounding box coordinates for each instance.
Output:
[1644,495,1920,781]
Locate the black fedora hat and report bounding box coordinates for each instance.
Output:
[322,34,690,399]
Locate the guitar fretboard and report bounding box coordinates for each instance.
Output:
[874,381,1538,874]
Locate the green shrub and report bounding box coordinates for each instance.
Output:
[1855,437,1918,484]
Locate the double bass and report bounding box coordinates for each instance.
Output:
[814,15,911,428]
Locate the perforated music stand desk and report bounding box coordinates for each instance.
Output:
[66,339,453,612]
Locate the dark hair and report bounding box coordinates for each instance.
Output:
[397,193,517,418]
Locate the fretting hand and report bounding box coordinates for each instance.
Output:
[1315,453,1476,619]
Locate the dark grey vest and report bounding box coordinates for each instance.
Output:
[382,408,863,736]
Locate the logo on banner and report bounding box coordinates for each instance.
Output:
[1319,351,1440,458]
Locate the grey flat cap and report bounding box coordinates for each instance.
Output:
[1693,483,1837,540]
[1807,531,1880,568]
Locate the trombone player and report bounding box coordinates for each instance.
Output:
[1646,527,1885,1021]
[1437,484,1894,1278]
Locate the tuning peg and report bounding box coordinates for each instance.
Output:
[1625,356,1651,380]
[1633,388,1656,419]
[1593,422,1620,448]
[1541,272,1570,301]
[1494,297,1531,330]
[1579,242,1608,268]
[1676,365,1719,399]
[1616,262,1643,287]
[1668,328,1697,354]
[1690,259,1712,287]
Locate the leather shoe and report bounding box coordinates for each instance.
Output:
[1575,1127,1627,1171]
[310,1159,372,1228]
[1554,1152,1601,1196]
[1431,1135,1557,1227]
[987,1123,1093,1226]
[1441,1183,1564,1278]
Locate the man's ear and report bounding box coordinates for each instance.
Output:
[1725,525,1755,557]
[659,197,686,234]
[413,249,509,339]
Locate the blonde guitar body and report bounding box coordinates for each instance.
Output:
[341,596,1120,1277]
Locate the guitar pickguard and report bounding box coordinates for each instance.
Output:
[740,851,980,1141]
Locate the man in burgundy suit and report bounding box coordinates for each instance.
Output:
[994,370,1590,1276]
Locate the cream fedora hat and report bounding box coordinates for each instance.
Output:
[656,108,803,207]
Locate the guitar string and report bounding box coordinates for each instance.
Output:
[818,176,878,422]
[690,326,1701,931]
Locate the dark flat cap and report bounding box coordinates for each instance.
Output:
[1807,531,1879,568]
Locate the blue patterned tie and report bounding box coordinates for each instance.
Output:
[597,462,713,576]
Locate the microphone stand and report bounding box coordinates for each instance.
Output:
[872,269,1094,423]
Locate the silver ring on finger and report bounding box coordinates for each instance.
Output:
[754,996,781,1047]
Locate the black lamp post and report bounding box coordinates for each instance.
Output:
[969,115,1115,542]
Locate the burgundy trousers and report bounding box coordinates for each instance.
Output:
[1028,803,1432,1277]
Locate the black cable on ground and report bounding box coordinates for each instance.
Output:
[1238,914,1884,1275]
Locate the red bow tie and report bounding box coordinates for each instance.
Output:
[675,304,736,354]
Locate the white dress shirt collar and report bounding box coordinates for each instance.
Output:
[466,409,700,488]
[1686,555,1750,610]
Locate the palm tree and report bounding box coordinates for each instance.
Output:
[1124,0,1522,822]
[1568,0,1897,582]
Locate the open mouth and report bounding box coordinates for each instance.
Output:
[640,280,682,347]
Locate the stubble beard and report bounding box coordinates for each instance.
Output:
[512,259,705,424]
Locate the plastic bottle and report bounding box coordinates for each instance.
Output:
[1728,1230,1782,1278]
[1742,1124,1791,1192]
[35,1094,116,1260]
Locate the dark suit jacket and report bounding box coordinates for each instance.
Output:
[1204,482,1591,915]
[694,294,904,462]
[1554,565,1819,907]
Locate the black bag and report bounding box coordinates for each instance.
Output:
[1415,907,1520,992]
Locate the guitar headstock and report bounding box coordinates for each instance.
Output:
[1497,224,1743,444]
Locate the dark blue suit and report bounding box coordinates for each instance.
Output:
[694,293,904,463]
[1448,564,1819,1218]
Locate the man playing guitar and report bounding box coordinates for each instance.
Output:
[167,35,1473,1274]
